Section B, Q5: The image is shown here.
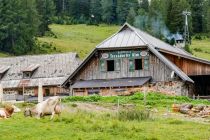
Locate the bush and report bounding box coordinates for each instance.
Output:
[194,35,202,40]
[118,109,151,121]
[184,44,192,54]
[193,48,202,52]
[63,95,102,102]
[62,92,210,106]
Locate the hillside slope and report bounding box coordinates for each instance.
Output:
[39,24,210,60]
[38,24,119,58]
[0,24,209,61]
[190,38,210,60]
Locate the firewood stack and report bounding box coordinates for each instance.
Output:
[172,104,210,118]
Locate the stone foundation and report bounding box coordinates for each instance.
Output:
[73,81,192,96]
[147,81,190,96]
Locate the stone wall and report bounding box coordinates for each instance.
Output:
[146,81,191,96]
[73,81,192,97]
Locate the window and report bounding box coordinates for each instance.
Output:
[107,60,115,71]
[23,72,31,79]
[88,89,100,95]
[135,59,143,70]
[45,89,50,96]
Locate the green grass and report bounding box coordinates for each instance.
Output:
[190,38,210,60]
[0,51,10,57]
[63,92,210,107]
[0,106,209,140]
[38,24,119,58]
[0,93,210,140]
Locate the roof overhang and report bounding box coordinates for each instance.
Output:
[21,64,40,72]
[72,77,151,89]
[0,66,10,74]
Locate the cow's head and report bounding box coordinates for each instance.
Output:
[24,108,32,117]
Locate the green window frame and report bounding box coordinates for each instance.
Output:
[143,57,149,70]
[129,59,135,72]
[100,59,106,72]
[115,59,121,71]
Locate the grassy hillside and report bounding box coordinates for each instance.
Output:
[39,24,210,60]
[0,24,209,60]
[190,38,210,60]
[0,52,11,57]
[38,24,119,58]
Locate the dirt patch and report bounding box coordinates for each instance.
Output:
[63,102,135,113]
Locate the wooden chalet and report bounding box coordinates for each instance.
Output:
[63,23,210,97]
[0,53,80,100]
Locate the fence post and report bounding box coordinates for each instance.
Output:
[143,87,147,108]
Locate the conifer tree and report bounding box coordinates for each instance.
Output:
[0,0,40,55]
[36,0,55,36]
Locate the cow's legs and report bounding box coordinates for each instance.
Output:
[36,112,41,119]
[50,112,55,120]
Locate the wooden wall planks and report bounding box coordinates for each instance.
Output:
[73,50,173,82]
[164,53,210,76]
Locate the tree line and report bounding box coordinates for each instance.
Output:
[0,0,210,55]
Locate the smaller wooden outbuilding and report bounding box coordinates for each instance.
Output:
[0,53,80,101]
[63,23,210,97]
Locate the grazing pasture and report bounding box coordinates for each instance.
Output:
[0,93,210,140]
[38,24,119,58]
[191,38,210,60]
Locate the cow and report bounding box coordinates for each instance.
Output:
[0,105,14,119]
[12,105,21,113]
[24,96,62,120]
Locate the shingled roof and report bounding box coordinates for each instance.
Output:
[0,53,81,88]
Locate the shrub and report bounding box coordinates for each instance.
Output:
[193,48,202,52]
[184,44,192,54]
[71,103,78,107]
[194,35,202,40]
[63,95,102,102]
[118,109,151,121]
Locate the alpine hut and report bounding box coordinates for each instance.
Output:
[63,23,210,97]
[0,53,80,101]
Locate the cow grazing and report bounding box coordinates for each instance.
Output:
[0,105,14,119]
[12,105,21,113]
[24,96,61,120]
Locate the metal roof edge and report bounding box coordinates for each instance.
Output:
[62,48,98,87]
[148,45,194,83]
[122,23,194,83]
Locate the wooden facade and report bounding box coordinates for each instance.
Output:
[73,49,174,82]
[164,53,210,76]
[63,23,210,97]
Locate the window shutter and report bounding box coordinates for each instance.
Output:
[100,60,106,72]
[144,58,149,70]
[129,59,134,72]
[115,59,121,71]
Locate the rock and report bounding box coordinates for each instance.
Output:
[194,105,205,111]
[181,104,193,109]
[179,107,190,114]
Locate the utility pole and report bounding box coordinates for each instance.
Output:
[62,0,65,12]
[182,10,191,45]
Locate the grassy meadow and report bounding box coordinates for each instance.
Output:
[38,24,210,60]
[0,24,209,60]
[38,24,119,58]
[190,37,210,60]
[0,93,210,140]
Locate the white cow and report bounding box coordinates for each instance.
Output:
[24,96,61,120]
[0,105,14,119]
